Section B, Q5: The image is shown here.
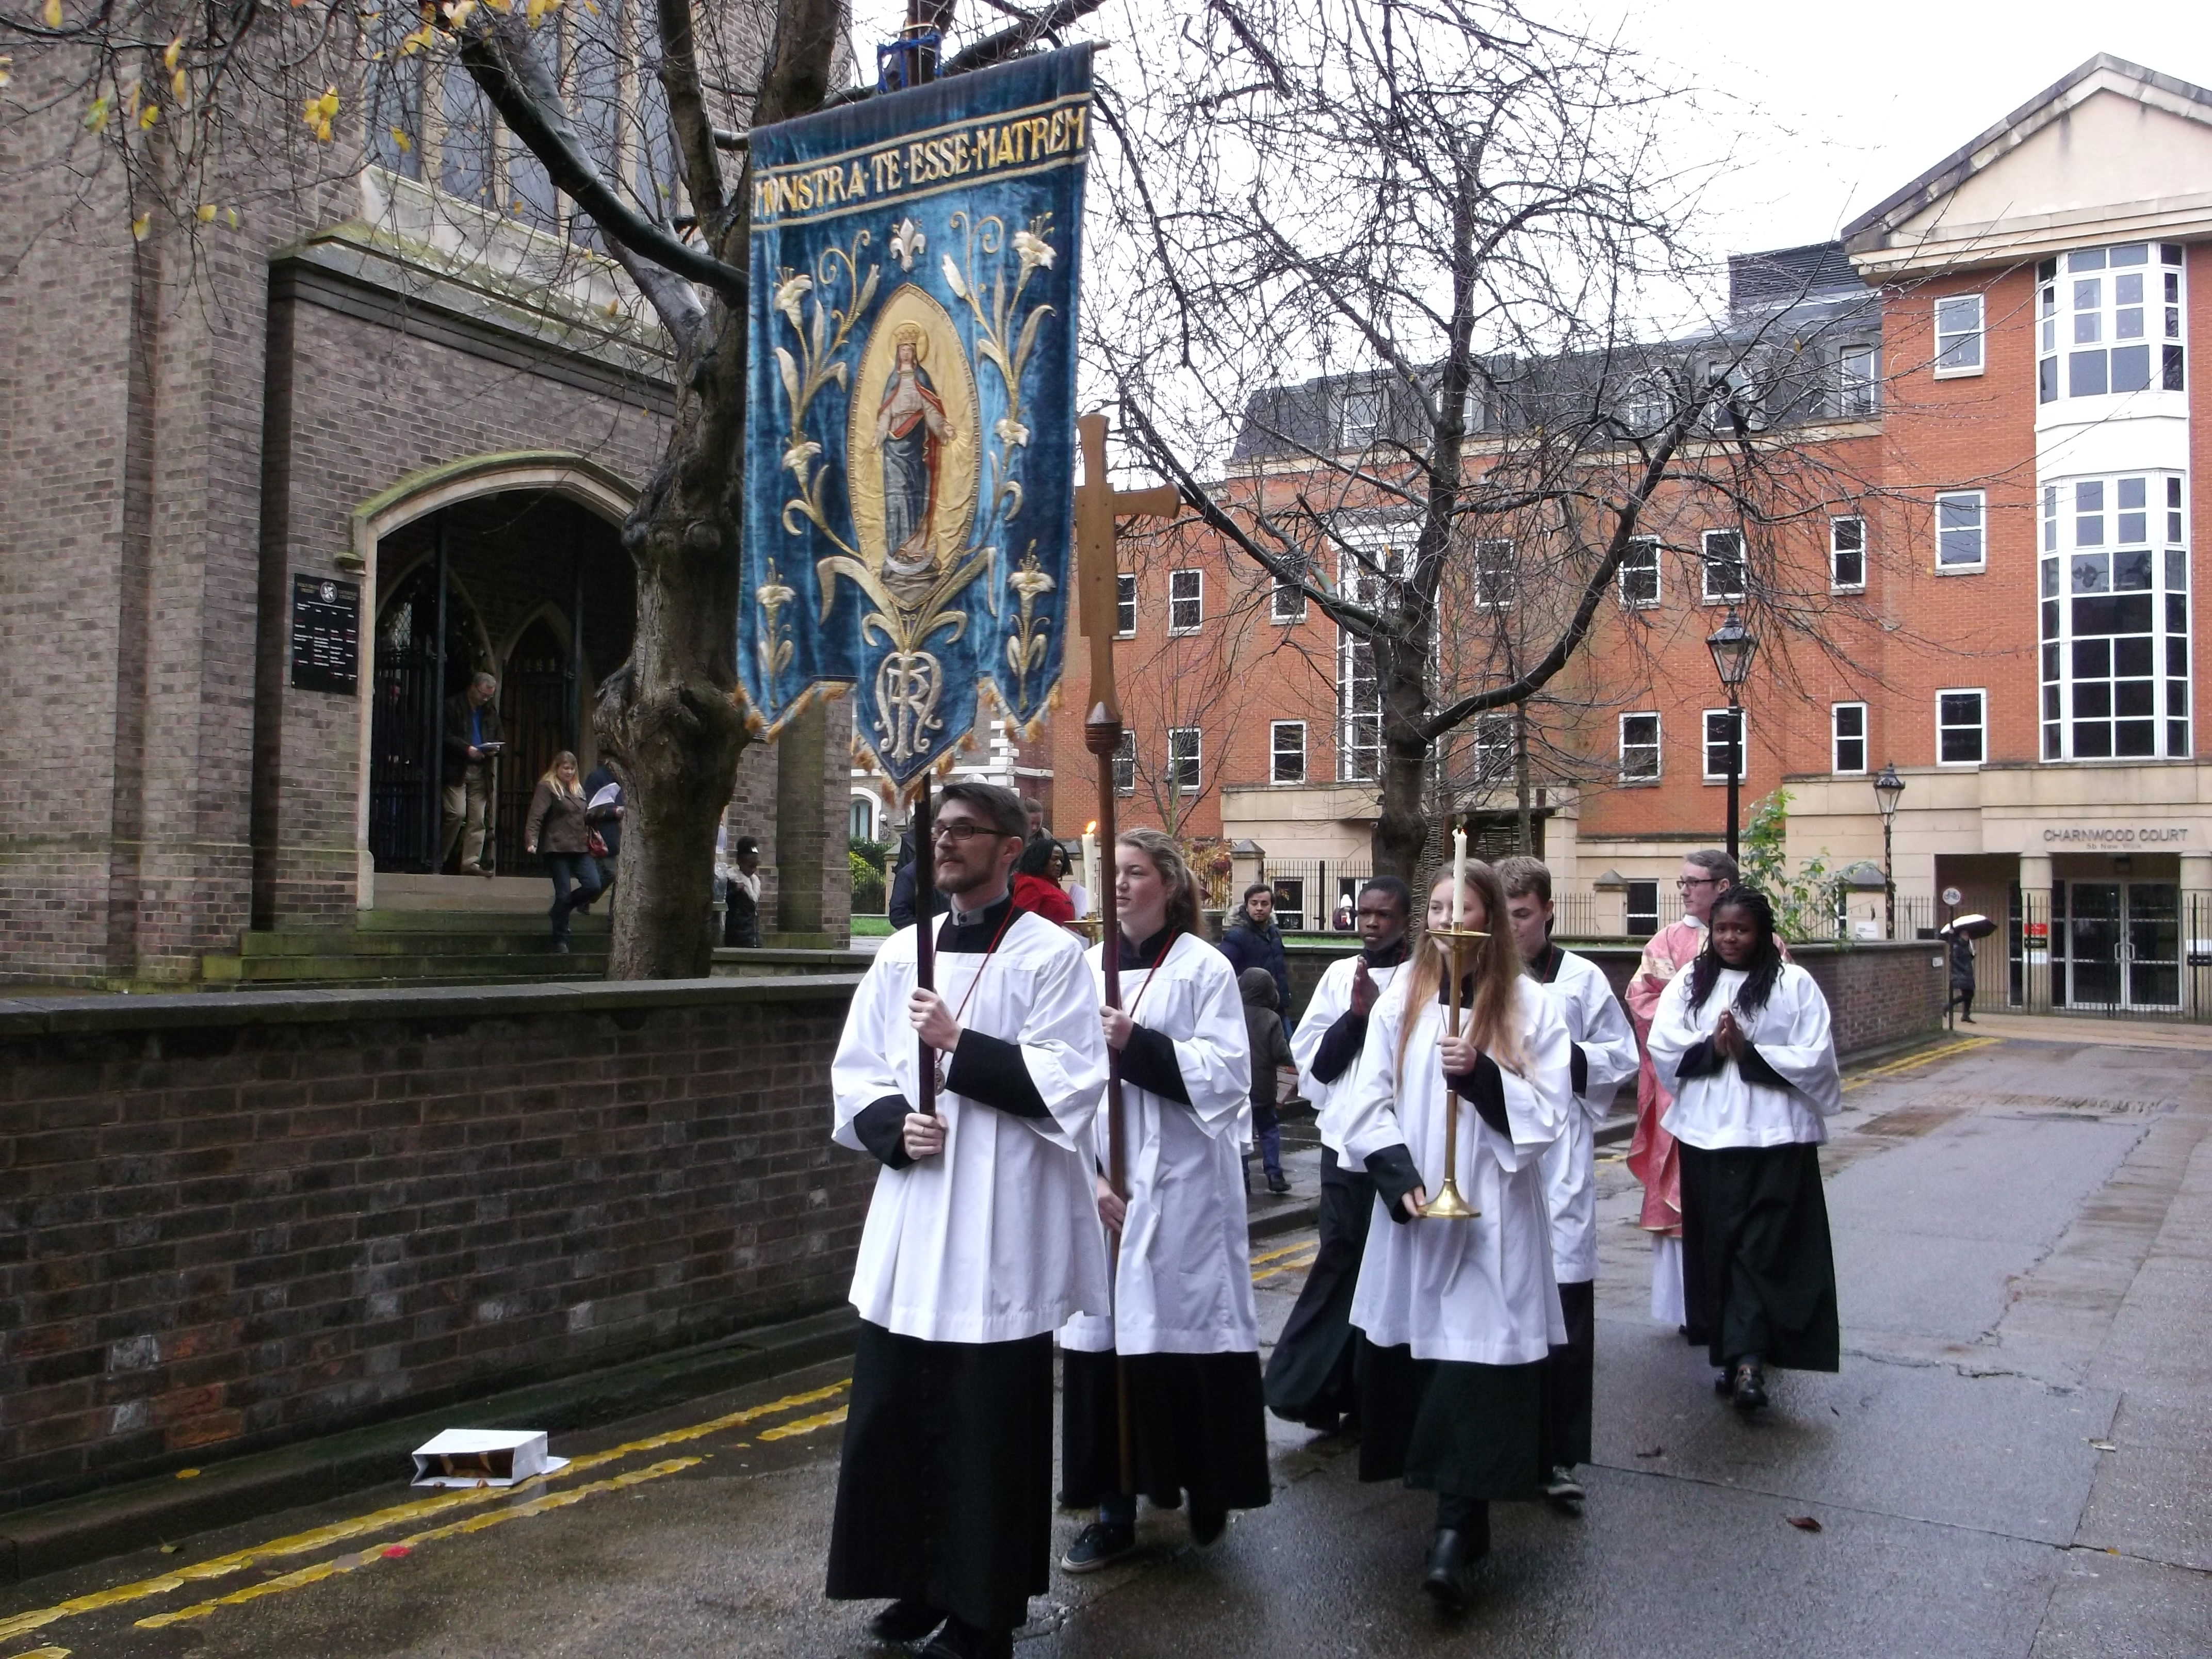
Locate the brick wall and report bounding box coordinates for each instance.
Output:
[1282,936,1943,1052]
[0,977,873,1508]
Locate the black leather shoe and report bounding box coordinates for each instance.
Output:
[1189,1505,1228,1549]
[1265,1170,1292,1195]
[868,1598,946,1643]
[920,1618,1013,1659]
[1732,1358,1769,1413]
[1421,1528,1471,1612]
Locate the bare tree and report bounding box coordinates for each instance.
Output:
[1089,0,1886,881]
[2,0,1099,975]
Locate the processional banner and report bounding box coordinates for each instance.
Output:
[740,46,1094,786]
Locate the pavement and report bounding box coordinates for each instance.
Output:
[4,1026,2209,1655]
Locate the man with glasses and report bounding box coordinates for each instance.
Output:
[1263,876,1416,1433]
[826,780,1109,1659]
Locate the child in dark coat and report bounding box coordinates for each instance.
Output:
[1239,966,1295,1194]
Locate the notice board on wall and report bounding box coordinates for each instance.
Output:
[290,574,360,695]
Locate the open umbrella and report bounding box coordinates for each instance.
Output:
[1939,913,1997,939]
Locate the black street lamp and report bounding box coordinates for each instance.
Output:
[1706,607,1758,864]
[1873,762,1906,939]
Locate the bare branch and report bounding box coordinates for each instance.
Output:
[454,8,747,304]
[654,0,726,229]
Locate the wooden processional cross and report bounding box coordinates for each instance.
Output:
[1074,412,1179,1491]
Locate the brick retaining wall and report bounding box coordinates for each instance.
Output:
[0,978,871,1509]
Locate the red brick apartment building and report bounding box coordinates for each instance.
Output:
[1048,55,2212,1014]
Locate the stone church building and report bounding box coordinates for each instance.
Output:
[0,22,848,987]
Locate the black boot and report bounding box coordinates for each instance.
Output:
[921,1618,1013,1659]
[868,1599,946,1642]
[1732,1356,1768,1413]
[1422,1530,1472,1611]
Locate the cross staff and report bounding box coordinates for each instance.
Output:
[1073,411,1179,1494]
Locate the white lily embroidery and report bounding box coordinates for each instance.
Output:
[771,271,812,331]
[994,415,1031,448]
[1010,227,1055,275]
[888,218,926,272]
[941,252,968,301]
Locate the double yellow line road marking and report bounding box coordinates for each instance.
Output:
[0,1380,853,1645]
[1,1246,1337,1644]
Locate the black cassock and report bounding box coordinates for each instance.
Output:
[824,893,1110,1633]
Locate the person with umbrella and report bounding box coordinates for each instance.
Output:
[1941,914,1995,1024]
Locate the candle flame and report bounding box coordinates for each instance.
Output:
[1085,821,1097,834]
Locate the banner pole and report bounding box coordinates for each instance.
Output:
[915,771,937,1117]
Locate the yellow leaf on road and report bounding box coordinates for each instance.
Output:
[138,103,158,129]
[172,67,187,101]
[164,34,184,69]
[42,0,62,28]
[196,204,217,222]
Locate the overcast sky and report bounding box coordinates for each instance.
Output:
[847,1,2212,257]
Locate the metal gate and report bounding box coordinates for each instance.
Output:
[368,566,450,871]
[493,617,574,877]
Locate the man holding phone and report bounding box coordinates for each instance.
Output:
[441,671,503,876]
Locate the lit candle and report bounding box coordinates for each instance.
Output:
[1451,826,1467,929]
[1082,822,1099,922]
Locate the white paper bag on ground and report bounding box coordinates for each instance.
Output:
[410,1428,570,1488]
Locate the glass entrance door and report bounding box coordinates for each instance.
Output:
[2061,881,2179,1010]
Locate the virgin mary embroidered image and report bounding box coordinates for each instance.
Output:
[876,323,952,584]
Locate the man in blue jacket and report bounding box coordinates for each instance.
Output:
[1218,884,1291,1021]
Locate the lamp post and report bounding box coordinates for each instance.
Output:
[1706,607,1758,864]
[1873,762,1906,939]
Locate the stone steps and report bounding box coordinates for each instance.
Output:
[201,912,609,988]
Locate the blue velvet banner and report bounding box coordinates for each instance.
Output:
[740,47,1093,787]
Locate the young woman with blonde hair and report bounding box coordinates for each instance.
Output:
[1335,858,1575,1612]
[1059,827,1271,1571]
[524,750,600,951]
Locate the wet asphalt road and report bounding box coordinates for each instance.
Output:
[5,1029,2209,1658]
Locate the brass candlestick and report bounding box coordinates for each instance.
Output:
[1422,927,1487,1221]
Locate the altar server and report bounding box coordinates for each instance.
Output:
[1060,828,1271,1571]
[1646,885,1841,1413]
[1623,849,1735,1329]
[1338,861,1573,1611]
[825,782,1109,1659]
[1494,856,1639,1505]
[1264,875,1415,1431]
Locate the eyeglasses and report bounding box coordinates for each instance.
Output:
[1676,875,1724,891]
[930,821,1011,844]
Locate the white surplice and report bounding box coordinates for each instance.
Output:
[1340,974,1574,1365]
[1648,963,1842,1149]
[1292,952,1411,1158]
[1534,949,1641,1284]
[1061,934,1257,1356]
[832,910,1111,1344]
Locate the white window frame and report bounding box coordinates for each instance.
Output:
[1619,711,1661,783]
[1934,292,1985,378]
[1617,535,1661,608]
[1471,711,1515,780]
[1335,524,1405,784]
[1829,515,1867,593]
[1473,539,1516,609]
[1936,688,1987,767]
[1702,707,1747,783]
[1167,726,1202,794]
[1835,344,1880,418]
[1115,572,1136,638]
[1270,720,1307,785]
[1935,491,1986,573]
[1831,701,1868,775]
[1700,529,1747,604]
[1270,572,1308,624]
[1168,568,1203,634]
[1112,729,1134,796]
[1340,385,1385,448]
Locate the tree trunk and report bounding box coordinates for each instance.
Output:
[1514,705,1532,853]
[594,0,843,980]
[1371,653,1432,883]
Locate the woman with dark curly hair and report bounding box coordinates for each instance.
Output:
[1647,886,1842,1414]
